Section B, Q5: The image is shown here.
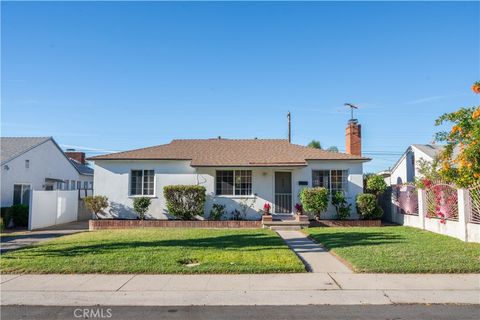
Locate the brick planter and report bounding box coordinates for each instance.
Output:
[89,219,262,230]
[262,215,273,222]
[295,215,309,222]
[310,219,382,227]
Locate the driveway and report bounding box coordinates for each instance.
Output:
[0,221,88,253]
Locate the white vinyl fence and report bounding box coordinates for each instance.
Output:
[390,182,480,243]
[28,190,78,230]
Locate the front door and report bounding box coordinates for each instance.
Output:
[274,172,292,214]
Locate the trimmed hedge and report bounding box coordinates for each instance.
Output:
[1,205,29,228]
[164,185,206,220]
[356,193,383,219]
[300,187,329,219]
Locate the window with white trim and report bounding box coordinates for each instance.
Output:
[84,181,89,189]
[216,170,252,195]
[312,170,348,195]
[130,170,154,196]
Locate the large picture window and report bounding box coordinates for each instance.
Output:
[312,170,348,195]
[216,170,252,195]
[130,170,154,196]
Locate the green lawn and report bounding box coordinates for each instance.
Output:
[305,226,480,273]
[0,228,305,274]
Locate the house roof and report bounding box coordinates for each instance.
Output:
[1,136,94,176]
[411,144,444,159]
[1,137,51,165]
[69,158,94,176]
[88,139,370,166]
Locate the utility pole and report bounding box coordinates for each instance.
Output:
[287,111,291,143]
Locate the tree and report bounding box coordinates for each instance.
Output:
[307,140,322,149]
[326,146,339,152]
[133,197,151,220]
[434,84,480,187]
[307,140,338,152]
[84,196,108,219]
[365,175,388,196]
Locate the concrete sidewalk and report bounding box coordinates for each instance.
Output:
[276,230,352,273]
[1,273,479,306]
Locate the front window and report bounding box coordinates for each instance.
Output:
[216,170,252,195]
[70,180,76,190]
[13,184,30,205]
[312,170,348,195]
[84,181,89,189]
[77,181,81,190]
[130,170,154,196]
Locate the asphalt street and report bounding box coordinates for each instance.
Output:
[1,305,479,320]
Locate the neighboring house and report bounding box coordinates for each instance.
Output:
[381,144,444,186]
[89,119,370,220]
[0,137,94,207]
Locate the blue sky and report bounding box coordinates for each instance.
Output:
[2,1,479,172]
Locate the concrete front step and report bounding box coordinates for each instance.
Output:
[262,220,310,230]
[269,225,302,230]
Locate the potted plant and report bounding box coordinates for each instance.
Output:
[262,203,272,222]
[294,203,308,222]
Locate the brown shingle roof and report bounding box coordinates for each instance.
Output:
[88,139,370,166]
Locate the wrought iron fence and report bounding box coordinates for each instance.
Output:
[392,184,418,216]
[468,183,480,224]
[425,182,459,221]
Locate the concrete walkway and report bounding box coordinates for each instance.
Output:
[0,221,88,253]
[276,230,352,273]
[1,273,478,306]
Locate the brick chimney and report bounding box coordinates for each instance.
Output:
[346,119,362,156]
[65,149,86,164]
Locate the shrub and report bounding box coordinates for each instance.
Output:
[133,197,151,220]
[0,217,4,232]
[331,192,351,220]
[10,205,29,227]
[1,207,12,228]
[356,193,383,219]
[300,187,329,219]
[164,185,206,220]
[209,204,226,221]
[366,175,387,196]
[84,196,109,219]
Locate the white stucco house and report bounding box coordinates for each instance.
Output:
[380,144,444,186]
[1,137,94,207]
[89,120,370,220]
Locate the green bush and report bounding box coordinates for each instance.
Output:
[1,207,12,227]
[133,197,152,220]
[84,196,109,219]
[366,175,388,196]
[356,193,383,219]
[0,217,4,232]
[300,187,329,219]
[164,185,206,220]
[209,204,226,221]
[331,192,351,220]
[8,205,29,227]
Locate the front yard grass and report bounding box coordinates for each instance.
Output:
[305,226,480,273]
[0,228,305,274]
